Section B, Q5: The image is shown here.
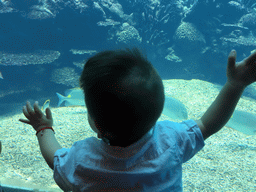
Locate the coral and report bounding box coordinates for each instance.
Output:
[73,60,85,69]
[117,23,142,44]
[26,5,55,20]
[165,47,182,62]
[0,0,13,13]
[0,50,60,66]
[238,0,256,9]
[109,22,142,45]
[128,0,182,46]
[238,13,256,29]
[70,49,97,55]
[221,31,256,47]
[173,22,206,52]
[97,19,121,27]
[108,2,124,18]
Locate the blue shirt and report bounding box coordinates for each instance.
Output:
[53,120,205,191]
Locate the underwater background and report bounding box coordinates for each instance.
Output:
[1,0,256,114]
[0,0,255,191]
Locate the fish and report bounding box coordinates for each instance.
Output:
[0,72,3,79]
[56,88,85,107]
[56,88,188,121]
[226,110,256,135]
[250,49,256,54]
[162,96,188,121]
[56,88,256,135]
[41,99,50,111]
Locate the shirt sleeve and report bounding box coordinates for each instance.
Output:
[53,148,73,191]
[175,120,205,163]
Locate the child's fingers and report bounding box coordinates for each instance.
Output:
[22,106,31,119]
[227,50,237,69]
[26,101,35,115]
[33,101,44,117]
[45,107,53,120]
[19,118,31,125]
[245,51,256,66]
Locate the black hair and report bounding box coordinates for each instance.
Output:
[79,48,165,147]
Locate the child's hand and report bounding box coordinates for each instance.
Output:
[19,101,53,131]
[227,50,256,88]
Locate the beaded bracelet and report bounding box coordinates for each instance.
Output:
[36,127,55,136]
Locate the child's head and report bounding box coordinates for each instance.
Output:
[80,48,165,147]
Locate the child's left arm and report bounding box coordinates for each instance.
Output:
[19,101,62,170]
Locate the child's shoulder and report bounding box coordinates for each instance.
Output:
[156,119,197,130]
[155,120,201,138]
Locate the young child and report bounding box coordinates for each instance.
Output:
[19,48,256,191]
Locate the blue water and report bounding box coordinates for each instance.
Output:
[0,0,256,190]
[0,0,255,114]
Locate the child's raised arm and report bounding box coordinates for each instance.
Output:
[196,50,256,140]
[19,101,62,169]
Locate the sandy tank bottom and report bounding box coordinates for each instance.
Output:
[0,79,255,191]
